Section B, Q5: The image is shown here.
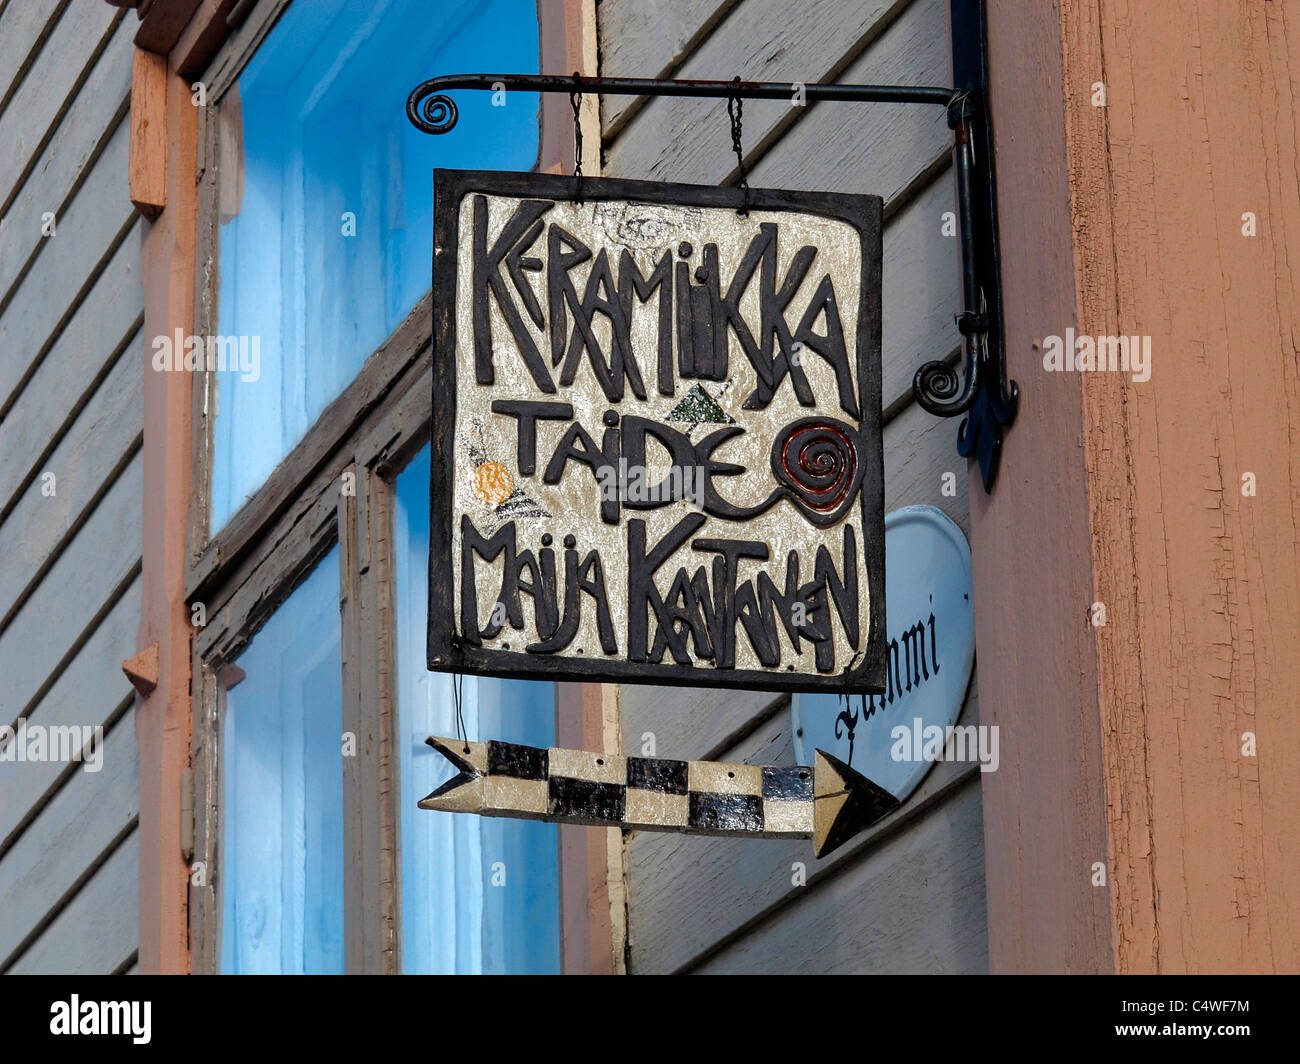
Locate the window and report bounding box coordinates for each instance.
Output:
[394,448,560,974]
[220,548,344,975]
[186,0,563,975]
[209,0,540,531]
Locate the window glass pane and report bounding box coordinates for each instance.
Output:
[394,446,561,974]
[211,0,540,531]
[221,547,344,974]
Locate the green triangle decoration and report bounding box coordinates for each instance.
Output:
[666,384,735,426]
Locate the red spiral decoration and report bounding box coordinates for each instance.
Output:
[771,417,863,524]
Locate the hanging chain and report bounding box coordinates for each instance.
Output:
[727,76,751,216]
[570,72,584,204]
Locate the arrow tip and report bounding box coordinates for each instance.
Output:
[812,750,900,858]
[418,736,487,813]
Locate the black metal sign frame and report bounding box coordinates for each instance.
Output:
[428,169,886,693]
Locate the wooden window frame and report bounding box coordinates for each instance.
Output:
[162,0,614,974]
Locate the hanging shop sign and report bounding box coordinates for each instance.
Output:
[428,170,886,693]
[792,505,976,801]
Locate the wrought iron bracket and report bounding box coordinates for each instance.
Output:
[404,3,1016,490]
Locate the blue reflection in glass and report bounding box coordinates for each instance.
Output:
[221,547,343,974]
[393,446,560,974]
[212,0,540,530]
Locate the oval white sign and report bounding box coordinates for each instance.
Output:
[792,505,975,803]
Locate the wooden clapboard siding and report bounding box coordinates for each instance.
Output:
[0,0,141,974]
[5,829,140,975]
[0,225,143,516]
[0,3,125,213]
[878,176,960,405]
[598,0,741,133]
[603,0,910,178]
[598,0,736,87]
[0,452,143,716]
[0,580,140,849]
[693,777,986,973]
[0,712,138,967]
[0,334,143,627]
[742,0,951,204]
[0,20,133,301]
[0,118,136,418]
[0,0,70,107]
[599,0,985,972]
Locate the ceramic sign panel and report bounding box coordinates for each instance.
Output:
[793,506,976,800]
[428,170,885,692]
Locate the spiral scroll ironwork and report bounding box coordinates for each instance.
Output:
[406,85,459,135]
[913,356,974,417]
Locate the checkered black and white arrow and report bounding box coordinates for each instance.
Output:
[421,736,900,859]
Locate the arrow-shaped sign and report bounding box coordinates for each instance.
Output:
[421,736,900,858]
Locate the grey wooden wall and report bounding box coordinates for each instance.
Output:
[598,0,988,973]
[0,0,142,974]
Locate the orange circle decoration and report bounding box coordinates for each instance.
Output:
[472,461,514,508]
